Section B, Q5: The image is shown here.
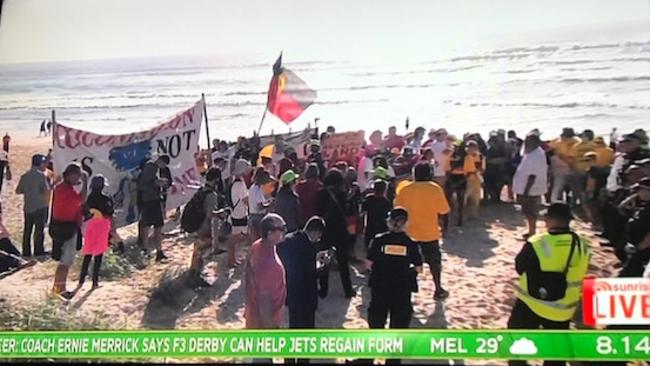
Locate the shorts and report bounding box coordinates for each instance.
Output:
[418,241,442,271]
[519,195,541,218]
[140,200,164,228]
[59,232,78,266]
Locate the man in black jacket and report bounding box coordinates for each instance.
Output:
[277,216,326,330]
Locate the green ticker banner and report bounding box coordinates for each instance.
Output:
[1,330,650,361]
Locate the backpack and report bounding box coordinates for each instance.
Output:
[180,188,210,233]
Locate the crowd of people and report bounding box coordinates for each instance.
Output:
[0,122,649,364]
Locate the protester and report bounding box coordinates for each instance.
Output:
[278,147,297,177]
[507,203,590,366]
[15,154,50,257]
[2,133,10,153]
[366,208,423,365]
[384,126,405,151]
[464,140,485,220]
[306,140,327,181]
[248,167,275,240]
[484,132,509,203]
[445,143,468,228]
[50,163,86,299]
[275,170,301,233]
[361,180,392,249]
[395,162,450,300]
[506,132,524,201]
[295,163,323,222]
[244,213,287,329]
[226,159,252,268]
[0,147,9,193]
[317,169,354,298]
[408,127,426,153]
[617,177,650,277]
[430,129,451,187]
[549,128,580,203]
[513,133,548,239]
[39,120,47,137]
[277,216,326,329]
[138,154,170,262]
[0,201,36,274]
[77,175,113,290]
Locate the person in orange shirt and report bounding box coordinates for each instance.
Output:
[395,162,450,300]
[593,136,614,167]
[549,128,580,203]
[464,140,486,220]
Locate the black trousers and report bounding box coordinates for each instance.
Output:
[318,241,353,297]
[507,299,570,366]
[22,207,48,257]
[367,288,412,365]
[79,254,103,286]
[286,306,316,364]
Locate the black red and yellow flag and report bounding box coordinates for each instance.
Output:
[266,53,317,124]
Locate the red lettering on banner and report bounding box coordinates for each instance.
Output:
[169,116,181,130]
[94,135,114,147]
[170,167,197,195]
[81,132,94,148]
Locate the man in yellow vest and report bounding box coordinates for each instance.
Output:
[507,203,591,366]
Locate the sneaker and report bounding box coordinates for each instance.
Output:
[433,289,450,300]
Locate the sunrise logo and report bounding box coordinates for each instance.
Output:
[583,277,650,327]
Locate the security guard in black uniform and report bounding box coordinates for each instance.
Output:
[367,207,423,331]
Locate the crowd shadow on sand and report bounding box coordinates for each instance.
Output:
[443,203,523,268]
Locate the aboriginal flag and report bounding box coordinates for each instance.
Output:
[266,53,317,124]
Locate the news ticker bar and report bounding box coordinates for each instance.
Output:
[1,330,650,360]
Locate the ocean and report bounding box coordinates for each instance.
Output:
[1,27,649,143]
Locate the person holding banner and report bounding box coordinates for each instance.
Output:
[137,154,171,263]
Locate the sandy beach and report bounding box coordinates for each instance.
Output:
[0,134,623,365]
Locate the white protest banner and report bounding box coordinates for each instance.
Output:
[52,100,204,227]
[322,130,365,167]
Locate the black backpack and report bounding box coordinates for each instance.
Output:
[180,188,210,233]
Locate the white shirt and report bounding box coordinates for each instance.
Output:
[230,178,249,219]
[430,140,450,177]
[0,151,8,162]
[357,156,373,192]
[248,184,267,214]
[606,154,624,193]
[513,147,548,196]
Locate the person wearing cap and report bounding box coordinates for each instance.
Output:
[277,216,327,333]
[507,203,590,366]
[15,154,50,257]
[50,162,86,299]
[366,208,423,359]
[137,154,171,263]
[513,133,549,239]
[274,169,301,233]
[618,177,650,277]
[361,179,392,250]
[395,162,450,300]
[248,167,275,241]
[430,128,451,187]
[76,175,114,291]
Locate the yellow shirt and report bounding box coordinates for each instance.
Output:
[550,137,580,166]
[464,153,485,174]
[594,146,614,167]
[570,140,596,172]
[394,181,450,242]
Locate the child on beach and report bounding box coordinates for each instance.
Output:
[78,175,114,289]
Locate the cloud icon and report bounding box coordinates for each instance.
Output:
[509,338,538,355]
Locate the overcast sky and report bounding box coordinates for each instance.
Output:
[0,0,649,64]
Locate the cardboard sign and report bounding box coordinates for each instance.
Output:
[322,131,365,167]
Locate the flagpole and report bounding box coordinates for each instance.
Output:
[256,105,268,136]
[201,93,211,149]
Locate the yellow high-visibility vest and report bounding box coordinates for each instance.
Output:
[516,232,591,322]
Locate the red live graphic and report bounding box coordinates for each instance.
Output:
[583,277,650,327]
